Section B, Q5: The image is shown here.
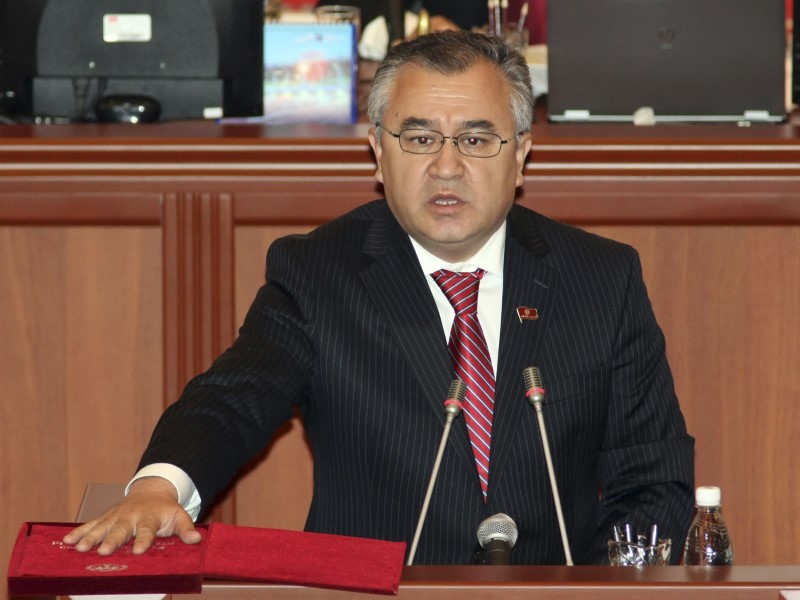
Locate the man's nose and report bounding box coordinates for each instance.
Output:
[428,139,465,179]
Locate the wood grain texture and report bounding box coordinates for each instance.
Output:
[162,192,237,524]
[0,227,162,599]
[172,565,800,600]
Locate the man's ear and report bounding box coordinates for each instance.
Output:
[515,132,532,188]
[368,127,384,184]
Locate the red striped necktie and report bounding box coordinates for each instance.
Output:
[431,268,495,500]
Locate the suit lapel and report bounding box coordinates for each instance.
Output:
[488,206,559,496]
[356,203,561,494]
[357,205,475,469]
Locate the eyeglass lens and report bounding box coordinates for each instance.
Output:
[398,129,504,157]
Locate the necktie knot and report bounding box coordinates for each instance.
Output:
[432,269,485,317]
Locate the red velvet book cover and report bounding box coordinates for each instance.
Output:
[204,522,406,595]
[7,522,206,596]
[8,522,406,596]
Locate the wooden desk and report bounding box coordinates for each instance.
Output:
[2,122,800,600]
[3,119,800,225]
[184,566,800,599]
[4,117,800,208]
[66,484,800,600]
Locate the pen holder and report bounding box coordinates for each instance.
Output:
[503,23,529,52]
[608,538,671,566]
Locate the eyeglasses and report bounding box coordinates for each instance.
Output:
[377,124,517,158]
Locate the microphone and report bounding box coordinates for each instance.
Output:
[523,366,574,566]
[477,513,518,565]
[406,379,466,566]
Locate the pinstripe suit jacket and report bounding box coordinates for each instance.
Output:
[140,199,694,565]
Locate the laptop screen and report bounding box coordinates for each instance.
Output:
[547,0,787,123]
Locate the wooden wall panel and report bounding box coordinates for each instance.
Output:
[162,193,235,405]
[162,192,237,524]
[0,226,163,597]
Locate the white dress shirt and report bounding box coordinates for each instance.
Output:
[409,222,505,374]
[128,223,508,520]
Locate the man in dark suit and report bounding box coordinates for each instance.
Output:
[66,30,694,565]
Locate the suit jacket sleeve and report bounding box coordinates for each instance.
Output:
[138,235,316,514]
[497,209,694,565]
[590,248,694,563]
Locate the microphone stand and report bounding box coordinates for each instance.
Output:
[406,380,466,566]
[524,366,574,566]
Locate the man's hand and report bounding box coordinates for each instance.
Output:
[63,477,202,555]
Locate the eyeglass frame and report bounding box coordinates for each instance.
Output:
[376,123,523,158]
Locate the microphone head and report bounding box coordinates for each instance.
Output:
[523,366,545,406]
[477,513,519,548]
[444,379,466,418]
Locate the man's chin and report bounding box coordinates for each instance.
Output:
[418,232,484,262]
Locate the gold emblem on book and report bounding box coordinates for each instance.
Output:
[87,564,128,572]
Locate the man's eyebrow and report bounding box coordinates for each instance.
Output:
[398,117,500,133]
[400,117,436,130]
[460,119,498,133]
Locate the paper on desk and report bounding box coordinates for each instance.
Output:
[525,44,548,98]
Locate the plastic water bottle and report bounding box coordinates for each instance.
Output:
[683,486,734,565]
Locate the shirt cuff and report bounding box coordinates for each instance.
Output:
[126,463,202,521]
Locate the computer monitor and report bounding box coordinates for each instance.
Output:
[0,0,263,122]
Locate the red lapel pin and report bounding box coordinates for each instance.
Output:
[516,306,539,322]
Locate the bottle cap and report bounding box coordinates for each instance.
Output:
[695,485,722,507]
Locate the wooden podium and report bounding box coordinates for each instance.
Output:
[173,566,800,600]
[69,485,800,600]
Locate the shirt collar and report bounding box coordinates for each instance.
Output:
[409,221,506,277]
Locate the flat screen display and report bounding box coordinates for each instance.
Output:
[0,0,264,122]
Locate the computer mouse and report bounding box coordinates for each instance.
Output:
[94,95,161,123]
